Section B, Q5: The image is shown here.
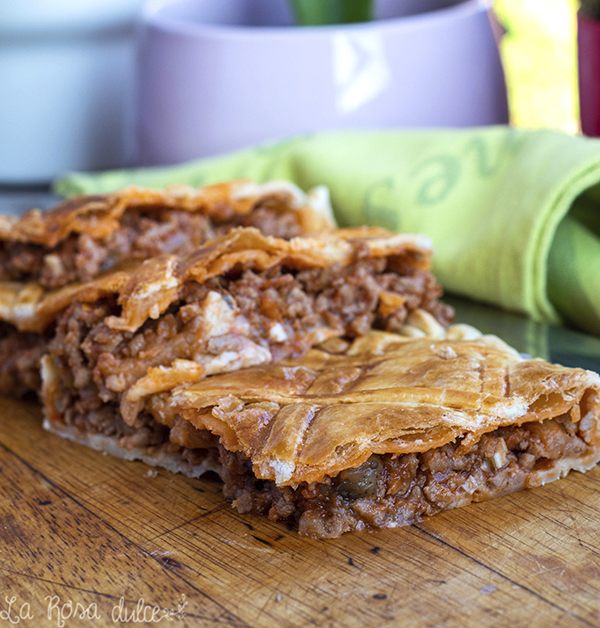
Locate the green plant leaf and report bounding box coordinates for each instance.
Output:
[290,0,373,26]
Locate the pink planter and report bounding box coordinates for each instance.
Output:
[578,11,600,137]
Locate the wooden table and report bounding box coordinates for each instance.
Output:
[2,293,600,628]
[1,392,599,628]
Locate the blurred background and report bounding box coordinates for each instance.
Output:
[496,0,579,132]
[0,0,587,186]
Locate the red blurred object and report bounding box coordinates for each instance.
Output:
[579,11,600,137]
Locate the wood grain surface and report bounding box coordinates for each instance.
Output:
[1,396,599,628]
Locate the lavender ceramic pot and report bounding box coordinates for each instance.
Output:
[134,0,508,166]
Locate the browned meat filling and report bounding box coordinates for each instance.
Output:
[0,323,49,397]
[47,258,452,440]
[0,206,303,290]
[220,412,593,539]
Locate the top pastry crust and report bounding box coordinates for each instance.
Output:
[0,180,334,247]
[170,333,600,485]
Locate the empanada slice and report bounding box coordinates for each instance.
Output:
[34,227,453,462]
[150,332,600,538]
[0,180,334,291]
[0,179,335,396]
[0,180,335,396]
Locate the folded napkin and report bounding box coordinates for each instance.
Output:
[55,127,600,337]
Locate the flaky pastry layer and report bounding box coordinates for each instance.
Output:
[0,180,333,247]
[170,334,600,485]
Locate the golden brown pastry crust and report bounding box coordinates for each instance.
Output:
[39,322,479,478]
[0,180,334,247]
[0,226,433,333]
[170,333,600,486]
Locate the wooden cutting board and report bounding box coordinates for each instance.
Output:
[1,393,599,628]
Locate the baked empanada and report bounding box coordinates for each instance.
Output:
[0,180,333,290]
[0,180,334,396]
[143,331,600,538]
[34,227,453,468]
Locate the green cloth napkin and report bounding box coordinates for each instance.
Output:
[54,126,600,337]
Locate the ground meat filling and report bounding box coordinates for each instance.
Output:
[0,323,48,397]
[220,413,594,539]
[0,205,304,290]
[47,257,452,445]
